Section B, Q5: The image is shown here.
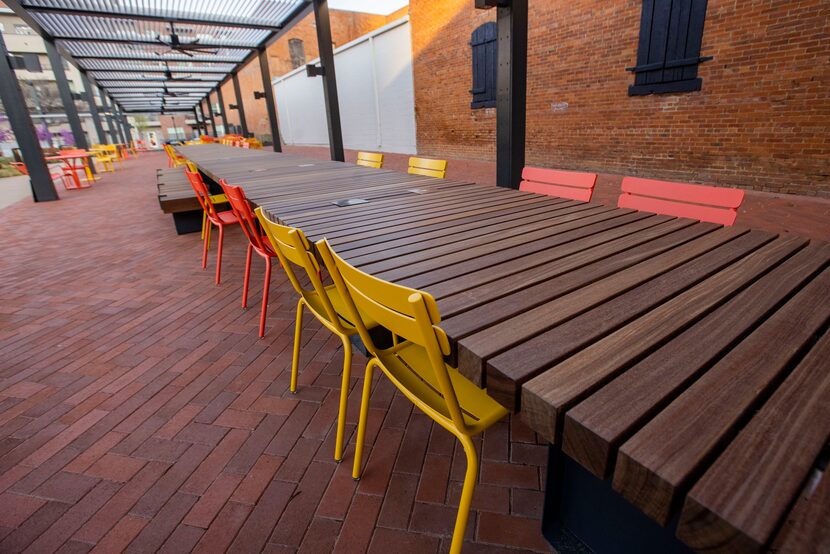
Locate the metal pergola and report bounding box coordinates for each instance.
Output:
[0,0,350,202]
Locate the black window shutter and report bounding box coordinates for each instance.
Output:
[470,22,497,109]
[628,0,710,96]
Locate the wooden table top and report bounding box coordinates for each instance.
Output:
[178,144,830,553]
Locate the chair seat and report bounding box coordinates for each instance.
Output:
[209,210,239,225]
[375,342,508,435]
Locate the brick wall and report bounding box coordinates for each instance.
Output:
[409,0,830,197]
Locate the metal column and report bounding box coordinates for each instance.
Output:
[231,72,249,137]
[100,93,117,143]
[312,0,344,162]
[193,108,201,137]
[205,97,217,136]
[197,102,208,136]
[215,86,228,135]
[495,0,528,189]
[80,72,106,144]
[45,39,91,153]
[0,32,58,201]
[257,48,281,152]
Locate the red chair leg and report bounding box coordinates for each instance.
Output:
[215,224,225,285]
[259,257,272,338]
[242,243,252,308]
[202,223,210,269]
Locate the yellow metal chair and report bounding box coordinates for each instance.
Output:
[104,144,122,165]
[91,147,116,172]
[408,156,448,178]
[318,240,508,554]
[255,207,367,462]
[356,151,384,169]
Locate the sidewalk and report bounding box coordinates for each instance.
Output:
[283,145,830,242]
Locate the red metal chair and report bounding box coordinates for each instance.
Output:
[519,167,598,202]
[184,166,240,284]
[10,161,74,189]
[219,179,277,338]
[618,176,745,226]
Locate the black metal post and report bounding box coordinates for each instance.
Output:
[99,93,117,143]
[205,97,217,136]
[193,108,201,137]
[120,110,132,145]
[496,0,528,189]
[80,72,106,144]
[215,86,228,134]
[312,0,344,162]
[231,72,249,137]
[257,48,281,152]
[45,38,91,152]
[112,104,127,144]
[0,32,58,201]
[197,102,208,137]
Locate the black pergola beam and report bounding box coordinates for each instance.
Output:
[81,72,107,144]
[312,0,344,162]
[52,36,257,50]
[45,38,94,166]
[258,48,281,151]
[24,5,283,31]
[71,54,245,64]
[0,32,58,201]
[495,0,528,189]
[84,68,230,75]
[232,72,249,136]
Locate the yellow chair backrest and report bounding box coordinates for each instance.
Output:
[408,157,447,179]
[356,152,384,169]
[254,207,348,333]
[317,239,470,432]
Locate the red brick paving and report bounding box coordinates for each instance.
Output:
[0,152,553,553]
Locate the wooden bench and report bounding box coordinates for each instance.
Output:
[157,167,202,234]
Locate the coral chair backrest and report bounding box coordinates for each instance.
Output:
[317,239,470,432]
[253,207,348,334]
[408,157,448,179]
[10,162,28,175]
[357,152,384,169]
[218,179,268,253]
[520,167,598,202]
[184,165,219,219]
[618,177,745,226]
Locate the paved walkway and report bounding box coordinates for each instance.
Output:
[0,152,552,553]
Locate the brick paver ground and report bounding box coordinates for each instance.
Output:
[0,152,553,553]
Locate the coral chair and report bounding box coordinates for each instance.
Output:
[184,164,240,284]
[10,162,72,188]
[356,151,384,169]
[408,156,448,178]
[255,208,368,462]
[318,240,508,554]
[219,180,276,338]
[520,166,598,202]
[618,176,745,226]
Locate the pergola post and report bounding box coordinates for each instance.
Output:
[215,87,228,135]
[193,108,201,137]
[257,48,281,152]
[205,97,217,136]
[99,94,115,143]
[495,0,528,189]
[114,104,129,145]
[0,32,58,201]
[312,0,344,162]
[45,38,93,164]
[197,103,208,137]
[231,72,249,137]
[80,72,106,145]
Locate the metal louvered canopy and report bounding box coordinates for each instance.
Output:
[5,0,312,114]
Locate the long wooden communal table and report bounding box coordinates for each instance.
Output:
[178,144,830,553]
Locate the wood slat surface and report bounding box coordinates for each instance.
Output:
[176,144,829,553]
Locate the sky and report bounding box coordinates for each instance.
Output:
[328,0,409,16]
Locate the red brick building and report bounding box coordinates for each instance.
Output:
[409,0,829,197]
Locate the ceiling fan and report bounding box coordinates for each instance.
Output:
[153,22,219,57]
[143,61,193,82]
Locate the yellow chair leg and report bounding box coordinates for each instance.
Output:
[333,336,352,462]
[352,358,377,480]
[450,434,478,554]
[201,211,207,240]
[290,298,305,393]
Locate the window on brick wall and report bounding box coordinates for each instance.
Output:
[288,38,306,69]
[628,0,711,96]
[470,22,497,109]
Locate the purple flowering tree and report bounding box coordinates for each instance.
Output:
[58,128,75,146]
